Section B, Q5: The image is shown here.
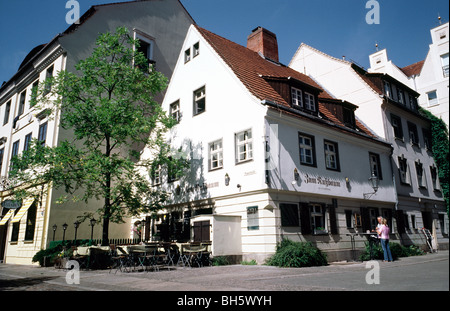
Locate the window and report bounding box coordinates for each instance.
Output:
[407,122,419,145]
[209,139,223,170]
[170,101,181,123]
[168,157,181,183]
[9,140,20,173]
[280,203,299,227]
[24,202,37,241]
[422,129,432,150]
[304,92,316,111]
[310,204,325,233]
[18,90,26,117]
[441,53,449,78]
[193,42,200,58]
[193,87,206,115]
[38,122,48,146]
[236,130,253,163]
[291,87,303,107]
[30,80,39,108]
[391,114,403,140]
[133,30,155,71]
[397,89,404,105]
[184,48,191,63]
[43,65,54,95]
[430,166,440,190]
[384,81,392,98]
[324,140,339,171]
[299,133,316,166]
[343,107,355,128]
[24,133,32,152]
[408,94,418,110]
[3,100,11,125]
[0,148,4,174]
[369,153,383,180]
[345,210,354,228]
[415,161,425,188]
[398,157,410,185]
[151,165,162,185]
[411,214,417,229]
[427,91,438,107]
[247,206,259,231]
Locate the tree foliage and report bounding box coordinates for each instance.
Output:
[419,107,449,215]
[9,27,185,244]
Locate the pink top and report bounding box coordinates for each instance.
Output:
[379,225,390,239]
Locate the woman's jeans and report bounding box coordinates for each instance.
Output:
[380,239,393,261]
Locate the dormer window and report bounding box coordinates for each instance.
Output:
[343,107,356,128]
[291,87,303,107]
[304,92,316,112]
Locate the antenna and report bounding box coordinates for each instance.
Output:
[438,14,442,25]
[375,42,379,52]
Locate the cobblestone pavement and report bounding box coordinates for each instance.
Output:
[0,251,448,292]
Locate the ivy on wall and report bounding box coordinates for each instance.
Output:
[420,107,449,216]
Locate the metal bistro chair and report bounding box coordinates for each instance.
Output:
[183,242,204,268]
[110,245,130,274]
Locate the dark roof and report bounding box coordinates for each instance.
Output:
[195,25,381,141]
[18,44,47,71]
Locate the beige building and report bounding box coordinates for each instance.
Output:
[0,0,194,264]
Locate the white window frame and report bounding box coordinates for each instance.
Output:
[193,86,206,116]
[133,29,155,67]
[324,140,338,170]
[299,133,315,166]
[441,53,449,78]
[291,87,303,107]
[415,161,426,188]
[304,92,316,111]
[398,157,410,185]
[209,139,223,171]
[310,204,326,233]
[170,100,181,123]
[236,129,253,164]
[427,90,438,107]
[193,42,200,58]
[185,47,191,63]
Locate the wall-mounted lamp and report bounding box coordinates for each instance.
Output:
[225,173,230,186]
[364,173,379,199]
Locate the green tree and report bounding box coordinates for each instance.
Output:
[9,27,185,245]
[420,107,449,216]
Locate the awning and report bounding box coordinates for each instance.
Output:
[11,198,36,223]
[0,210,14,226]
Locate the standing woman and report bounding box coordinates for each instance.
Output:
[377,218,393,262]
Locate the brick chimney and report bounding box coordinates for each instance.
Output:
[247,26,279,62]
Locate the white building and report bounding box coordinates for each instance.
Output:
[139,25,398,263]
[0,0,194,264]
[290,44,448,250]
[368,22,449,128]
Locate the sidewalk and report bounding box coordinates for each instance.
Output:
[0,250,448,291]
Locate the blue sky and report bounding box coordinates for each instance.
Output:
[0,0,448,85]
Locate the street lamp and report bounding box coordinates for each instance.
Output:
[52,224,57,241]
[73,221,80,245]
[90,218,96,242]
[364,173,380,199]
[62,223,68,242]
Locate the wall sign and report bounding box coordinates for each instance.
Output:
[304,174,341,188]
[1,200,22,210]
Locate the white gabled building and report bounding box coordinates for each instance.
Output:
[368,22,449,129]
[290,43,448,251]
[140,25,398,263]
[0,0,194,265]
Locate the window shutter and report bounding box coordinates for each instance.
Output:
[395,210,406,234]
[300,203,311,235]
[328,199,339,235]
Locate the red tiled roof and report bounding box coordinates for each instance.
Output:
[400,60,425,77]
[195,26,332,105]
[195,25,379,140]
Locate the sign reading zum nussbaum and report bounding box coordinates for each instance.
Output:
[1,200,22,210]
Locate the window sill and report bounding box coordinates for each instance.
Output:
[235,159,253,166]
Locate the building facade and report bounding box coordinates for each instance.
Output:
[368,22,449,129]
[290,44,448,251]
[0,0,194,264]
[138,25,398,263]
